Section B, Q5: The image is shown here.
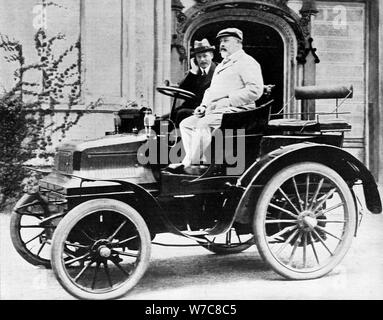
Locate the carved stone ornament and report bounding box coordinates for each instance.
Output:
[174,0,309,64]
[171,0,187,62]
[297,37,320,64]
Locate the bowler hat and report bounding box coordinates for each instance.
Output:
[216,28,243,41]
[191,39,215,56]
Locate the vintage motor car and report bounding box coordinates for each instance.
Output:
[10,84,382,300]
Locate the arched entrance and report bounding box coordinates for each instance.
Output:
[172,1,306,115]
[191,21,284,113]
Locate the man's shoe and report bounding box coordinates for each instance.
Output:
[183,165,208,176]
[163,163,184,174]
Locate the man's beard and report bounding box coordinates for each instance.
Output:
[220,50,228,59]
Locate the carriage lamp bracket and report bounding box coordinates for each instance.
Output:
[331,90,353,118]
[355,193,365,236]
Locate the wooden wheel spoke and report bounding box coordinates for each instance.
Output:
[315,225,343,242]
[65,252,91,266]
[292,177,304,211]
[309,178,325,210]
[36,241,47,256]
[74,260,94,282]
[276,228,299,256]
[107,220,128,242]
[312,229,334,256]
[313,188,336,212]
[111,235,138,247]
[65,241,90,249]
[63,250,77,259]
[24,230,44,245]
[308,232,320,265]
[278,187,300,215]
[265,219,297,224]
[91,262,100,290]
[305,174,310,210]
[267,225,298,241]
[317,219,346,224]
[111,258,130,276]
[315,202,344,217]
[103,262,113,288]
[288,232,302,265]
[112,249,139,258]
[303,232,307,268]
[269,203,298,219]
[20,224,51,229]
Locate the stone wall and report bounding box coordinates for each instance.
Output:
[312,1,367,162]
[0,0,171,151]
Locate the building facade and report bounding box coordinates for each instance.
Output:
[0,0,382,182]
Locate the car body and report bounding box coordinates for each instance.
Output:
[11,84,382,299]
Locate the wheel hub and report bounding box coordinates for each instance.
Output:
[98,245,111,258]
[91,240,112,258]
[297,211,318,231]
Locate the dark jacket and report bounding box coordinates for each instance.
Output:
[178,62,216,109]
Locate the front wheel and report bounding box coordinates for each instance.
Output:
[254,162,356,280]
[51,199,151,300]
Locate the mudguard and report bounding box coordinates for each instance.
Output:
[80,179,212,242]
[92,179,166,234]
[13,193,50,215]
[235,142,382,224]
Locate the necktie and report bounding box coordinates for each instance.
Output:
[201,69,206,76]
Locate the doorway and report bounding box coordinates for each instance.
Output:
[191,20,284,114]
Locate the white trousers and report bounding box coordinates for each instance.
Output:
[179,113,223,166]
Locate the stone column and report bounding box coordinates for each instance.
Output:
[122,0,171,115]
[299,0,319,120]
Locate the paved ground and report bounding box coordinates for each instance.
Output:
[1,186,383,300]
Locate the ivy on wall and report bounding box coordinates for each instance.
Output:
[0,0,101,208]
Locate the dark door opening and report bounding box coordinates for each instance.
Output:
[192,20,284,114]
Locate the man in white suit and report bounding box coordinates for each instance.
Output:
[166,28,264,175]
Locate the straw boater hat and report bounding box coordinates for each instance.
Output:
[191,39,215,56]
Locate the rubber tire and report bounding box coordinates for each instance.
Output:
[51,199,151,300]
[253,162,356,280]
[10,209,51,268]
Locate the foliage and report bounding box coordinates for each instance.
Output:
[0,0,93,208]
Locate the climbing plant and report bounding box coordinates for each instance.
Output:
[0,0,101,208]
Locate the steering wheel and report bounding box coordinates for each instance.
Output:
[156,86,196,101]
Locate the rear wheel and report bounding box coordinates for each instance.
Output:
[254,162,356,280]
[10,194,54,268]
[51,199,151,300]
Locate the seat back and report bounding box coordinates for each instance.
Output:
[219,100,272,134]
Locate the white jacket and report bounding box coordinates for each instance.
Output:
[201,49,264,113]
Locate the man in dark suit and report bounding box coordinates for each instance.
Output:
[173,39,217,126]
